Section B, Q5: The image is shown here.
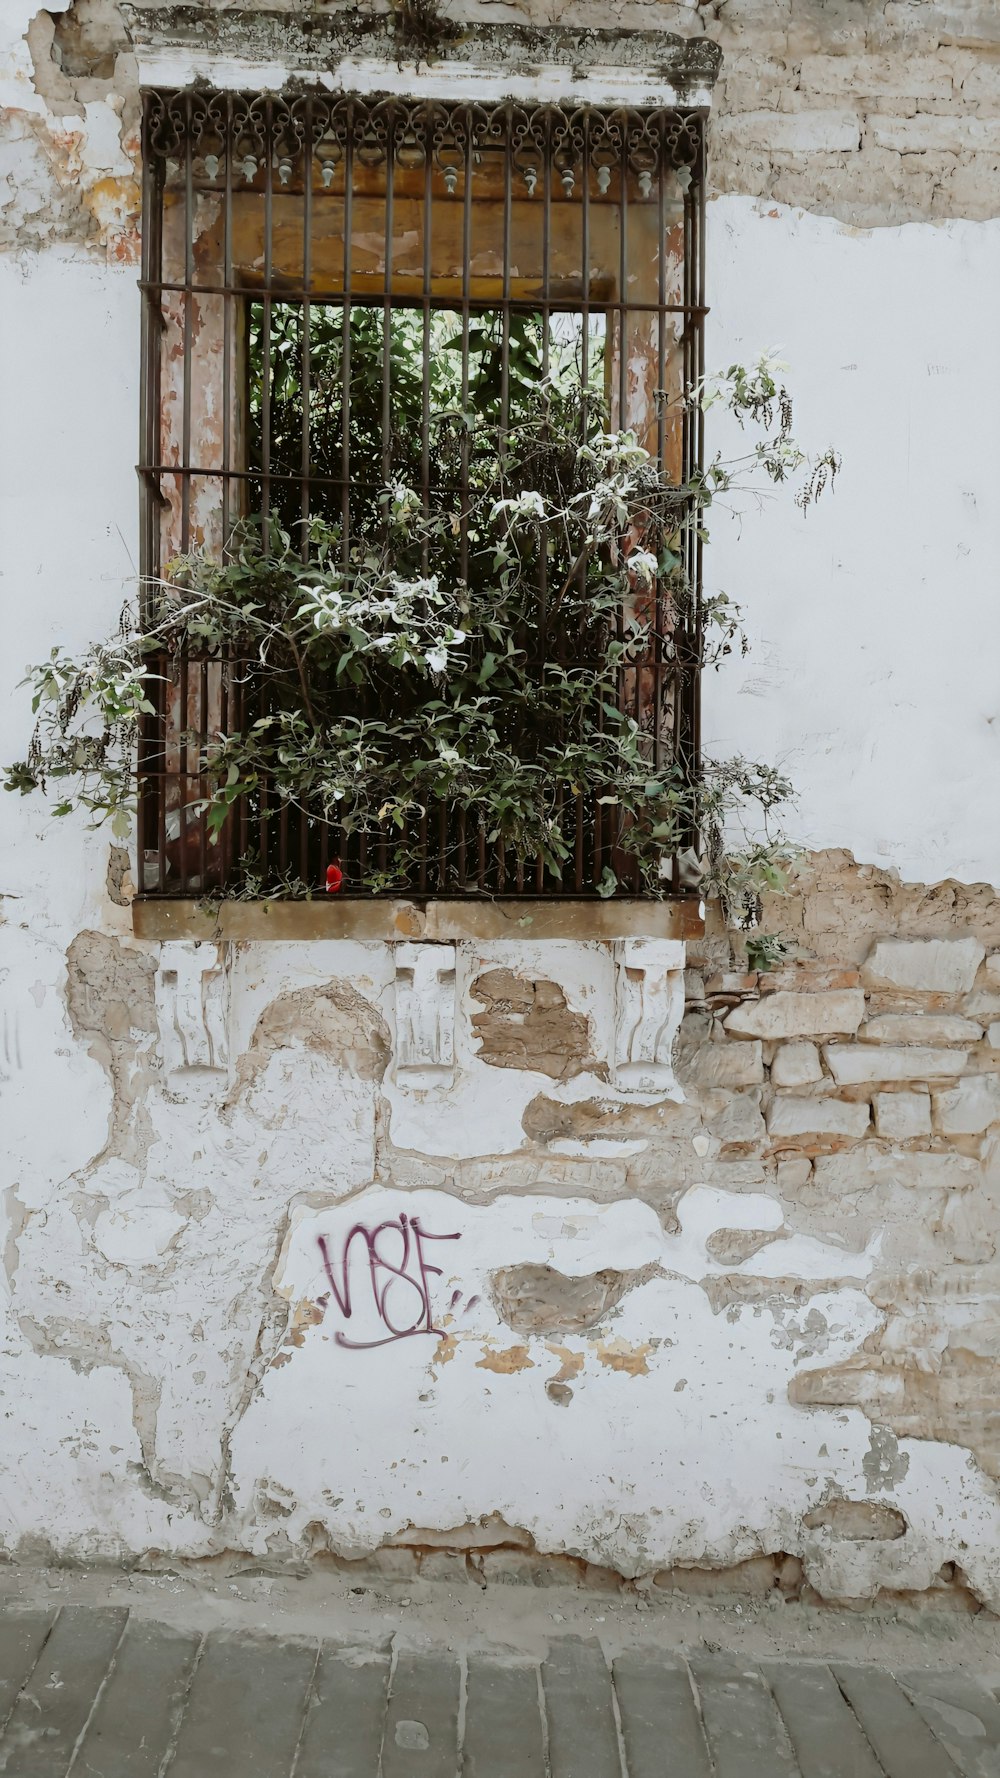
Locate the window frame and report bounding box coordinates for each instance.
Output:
[137,88,707,906]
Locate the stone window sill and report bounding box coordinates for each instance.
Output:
[132,896,704,944]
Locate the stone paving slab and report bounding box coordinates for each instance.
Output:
[0,1605,998,1776]
[689,1653,800,1778]
[897,1670,1000,1778]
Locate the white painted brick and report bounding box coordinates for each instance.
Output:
[932,1073,1000,1135]
[870,115,1000,153]
[873,1091,932,1141]
[861,937,985,994]
[861,1014,983,1045]
[771,1041,823,1087]
[767,1095,870,1142]
[714,110,861,153]
[725,990,866,1041]
[825,1045,966,1085]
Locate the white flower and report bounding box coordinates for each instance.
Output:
[627,550,658,589]
[493,490,547,523]
[426,646,449,674]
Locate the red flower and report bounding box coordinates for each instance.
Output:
[325,861,344,894]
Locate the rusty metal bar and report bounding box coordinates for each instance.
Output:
[341,102,354,572]
[221,92,234,558]
[301,94,313,556]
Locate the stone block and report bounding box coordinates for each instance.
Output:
[939,1193,996,1264]
[767,1095,870,1143]
[771,1042,823,1087]
[962,63,1000,102]
[813,1150,980,1193]
[653,1555,790,1598]
[861,1014,982,1045]
[986,955,1000,987]
[873,1092,932,1141]
[799,53,954,99]
[802,1499,907,1541]
[964,992,1000,1023]
[932,1073,1000,1134]
[861,937,985,995]
[418,1550,473,1583]
[776,1157,813,1193]
[471,969,592,1082]
[990,1024,1000,1049]
[491,1265,628,1337]
[364,1547,422,1581]
[725,990,866,1041]
[871,114,1000,152]
[705,972,758,996]
[694,1041,764,1088]
[714,109,861,152]
[759,966,861,994]
[477,1549,580,1586]
[824,1045,965,1085]
[708,1091,767,1151]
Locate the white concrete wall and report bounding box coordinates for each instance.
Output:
[3,0,1000,1605]
[704,199,1000,888]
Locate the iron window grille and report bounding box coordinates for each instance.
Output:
[138,89,707,900]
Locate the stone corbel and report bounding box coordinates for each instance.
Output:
[613,938,686,1094]
[393,943,457,1089]
[155,941,229,1076]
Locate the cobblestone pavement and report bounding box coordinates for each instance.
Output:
[1,1603,999,1776]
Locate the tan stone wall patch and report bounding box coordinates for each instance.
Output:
[471,970,596,1081]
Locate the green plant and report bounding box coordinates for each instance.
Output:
[4,339,838,907]
[745,932,796,972]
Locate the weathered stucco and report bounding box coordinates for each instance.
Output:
[5,0,1000,258]
[4,854,1000,1608]
[3,0,1000,1609]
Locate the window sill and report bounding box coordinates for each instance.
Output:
[132,896,704,943]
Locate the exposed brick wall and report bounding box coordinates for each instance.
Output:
[709,22,1000,225]
[4,0,1000,256]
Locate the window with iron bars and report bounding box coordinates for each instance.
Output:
[138,90,706,901]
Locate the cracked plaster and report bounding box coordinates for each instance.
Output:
[4,0,1000,1610]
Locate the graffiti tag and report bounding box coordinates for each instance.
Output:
[317,1214,463,1350]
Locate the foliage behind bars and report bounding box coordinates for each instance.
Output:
[4,344,837,907]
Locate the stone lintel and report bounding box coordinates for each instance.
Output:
[132,895,704,944]
[123,8,722,106]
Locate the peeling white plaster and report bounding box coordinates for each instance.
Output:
[2,40,1000,1602]
[230,1188,896,1577]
